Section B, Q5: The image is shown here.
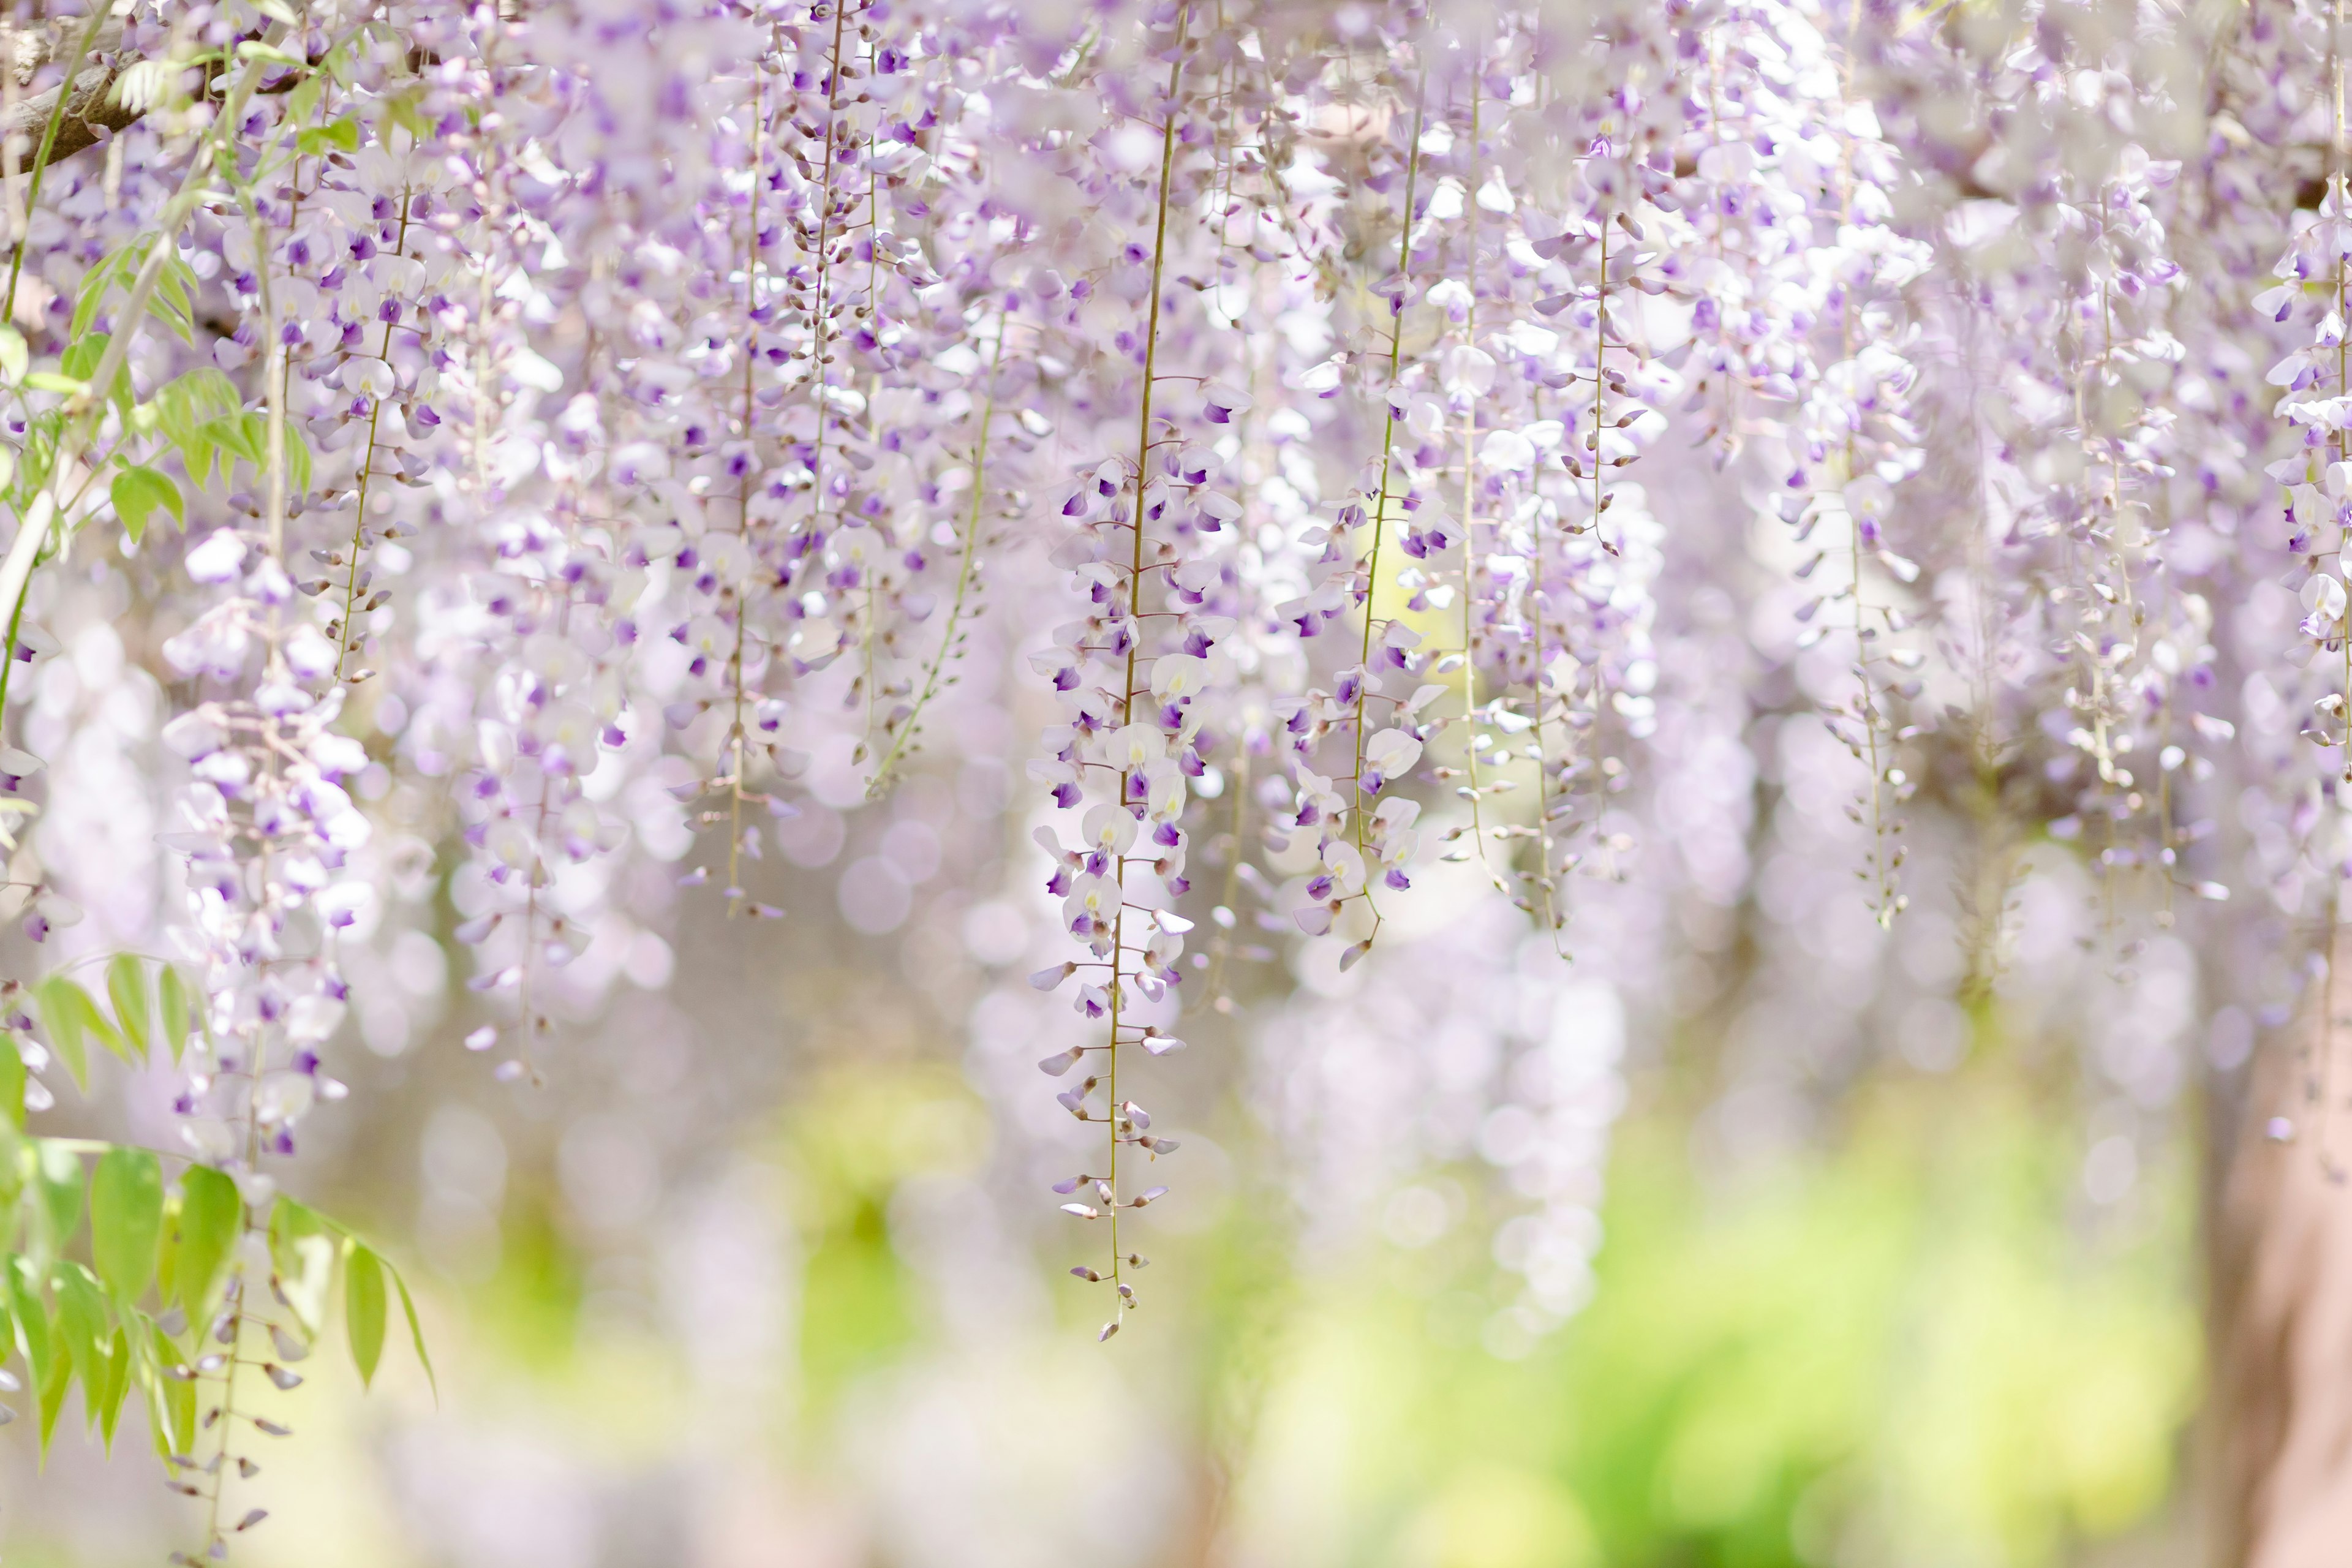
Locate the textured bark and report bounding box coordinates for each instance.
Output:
[1,18,138,169]
[2212,927,2352,1567]
[5,57,137,165]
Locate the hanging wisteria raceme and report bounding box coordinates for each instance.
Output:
[1020,0,1250,1338]
[11,0,2352,1547]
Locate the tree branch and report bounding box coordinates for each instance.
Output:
[5,53,136,167]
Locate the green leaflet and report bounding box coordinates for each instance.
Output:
[345,1242,386,1387]
[145,1319,194,1457]
[181,411,315,498]
[290,420,314,496]
[33,977,83,1090]
[104,954,153,1055]
[56,333,131,412]
[155,368,242,487]
[172,1165,240,1319]
[392,1259,436,1401]
[383,87,432,144]
[0,1039,24,1131]
[156,963,192,1065]
[235,39,307,67]
[284,67,326,129]
[0,1133,21,1235]
[33,1140,81,1253]
[146,255,199,345]
[309,1212,432,1397]
[0,1143,426,1473]
[66,250,124,341]
[93,1324,130,1450]
[8,1255,45,1397]
[9,1251,62,1457]
[296,117,360,156]
[4,412,58,516]
[268,1198,335,1333]
[64,237,197,345]
[37,974,124,1087]
[197,412,260,468]
[51,1261,104,1431]
[108,466,183,545]
[34,1332,66,1455]
[89,1146,162,1303]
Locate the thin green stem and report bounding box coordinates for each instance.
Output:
[867,318,1006,798]
[2,6,108,326]
[1457,70,1498,893]
[1106,0,1191,1322]
[333,190,412,680]
[1341,72,1423,949]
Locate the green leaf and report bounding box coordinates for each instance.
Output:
[344,1242,385,1387]
[288,423,314,498]
[51,1262,105,1430]
[173,1166,239,1319]
[0,325,27,384]
[38,975,123,1078]
[59,333,111,385]
[383,89,431,146]
[55,330,133,413]
[161,368,243,491]
[197,414,261,468]
[67,252,123,342]
[0,1129,25,1212]
[0,1039,24,1131]
[34,977,87,1091]
[235,40,307,67]
[91,1146,162,1303]
[285,71,326,130]
[157,367,241,432]
[146,1320,194,1455]
[23,372,86,396]
[36,1333,67,1455]
[154,1191,178,1305]
[145,278,194,345]
[268,1197,333,1333]
[156,965,192,1065]
[94,1325,130,1450]
[34,1140,82,1251]
[390,1260,435,1401]
[145,255,199,347]
[10,1259,62,1460]
[104,952,154,1051]
[9,1256,48,1385]
[57,331,129,411]
[296,117,360,157]
[180,435,217,489]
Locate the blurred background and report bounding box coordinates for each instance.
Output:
[0,706,2218,1567]
[0,304,2251,1563]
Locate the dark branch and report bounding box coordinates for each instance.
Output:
[7,58,139,165]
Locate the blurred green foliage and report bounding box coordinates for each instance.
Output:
[1205,1076,2199,1568]
[786,1063,980,1414]
[6,1054,2193,1567]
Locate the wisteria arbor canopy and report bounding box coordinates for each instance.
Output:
[0,0,2343,1555]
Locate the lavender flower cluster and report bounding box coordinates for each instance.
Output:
[0,0,2343,1476]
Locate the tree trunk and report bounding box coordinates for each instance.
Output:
[2212,927,2352,1566]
